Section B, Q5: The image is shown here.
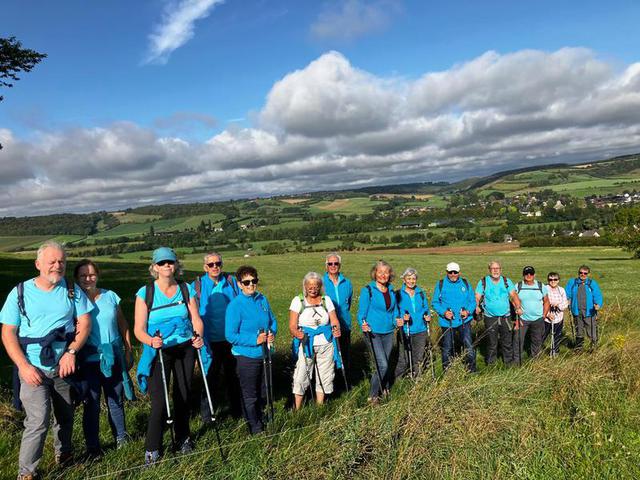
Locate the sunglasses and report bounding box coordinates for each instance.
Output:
[326,262,340,267]
[548,278,559,282]
[156,260,175,267]
[579,271,589,275]
[240,278,259,286]
[206,261,223,268]
[447,270,459,274]
[524,272,535,276]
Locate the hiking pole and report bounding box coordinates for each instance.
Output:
[267,329,275,421]
[550,318,556,358]
[515,316,523,367]
[425,317,435,380]
[154,330,175,450]
[365,329,386,398]
[301,332,316,402]
[404,310,414,378]
[194,334,225,460]
[333,330,349,392]
[259,329,273,423]
[312,347,326,398]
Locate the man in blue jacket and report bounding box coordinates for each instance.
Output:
[565,265,603,349]
[432,262,477,372]
[192,252,241,420]
[323,253,353,384]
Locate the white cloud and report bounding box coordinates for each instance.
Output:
[2,48,640,215]
[144,0,224,65]
[310,0,402,42]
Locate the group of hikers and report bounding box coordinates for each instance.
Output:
[0,241,604,479]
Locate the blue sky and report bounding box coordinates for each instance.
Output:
[1,0,640,215]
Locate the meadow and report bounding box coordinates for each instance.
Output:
[0,246,638,479]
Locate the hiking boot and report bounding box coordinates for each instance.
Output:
[178,438,194,454]
[116,434,131,449]
[85,448,103,460]
[144,450,160,467]
[55,451,73,466]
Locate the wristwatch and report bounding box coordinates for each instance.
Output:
[66,347,77,355]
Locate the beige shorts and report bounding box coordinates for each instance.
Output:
[292,342,335,395]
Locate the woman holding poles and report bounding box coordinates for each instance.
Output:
[225,266,277,434]
[393,268,431,379]
[134,247,206,465]
[358,260,401,403]
[289,272,342,409]
[74,259,134,457]
[543,272,569,357]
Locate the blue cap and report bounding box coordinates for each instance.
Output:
[152,247,177,264]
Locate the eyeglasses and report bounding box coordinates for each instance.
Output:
[579,271,589,275]
[240,278,259,286]
[206,261,223,268]
[447,270,459,274]
[548,278,559,282]
[156,260,175,267]
[326,262,340,267]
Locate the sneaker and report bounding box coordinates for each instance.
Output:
[17,472,38,480]
[55,451,73,466]
[178,438,194,454]
[85,448,103,460]
[116,434,131,449]
[144,450,160,466]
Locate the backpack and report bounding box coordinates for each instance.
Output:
[364,284,396,312]
[17,278,75,327]
[479,276,514,318]
[516,280,543,295]
[438,278,470,303]
[296,293,329,315]
[193,273,239,306]
[144,280,192,322]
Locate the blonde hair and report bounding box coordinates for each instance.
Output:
[148,260,184,279]
[370,260,395,283]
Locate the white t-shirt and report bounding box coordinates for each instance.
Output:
[289,295,336,346]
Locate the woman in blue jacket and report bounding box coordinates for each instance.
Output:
[225,265,277,434]
[394,268,431,379]
[358,260,401,402]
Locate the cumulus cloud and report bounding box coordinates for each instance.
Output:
[144,0,224,64]
[310,0,402,42]
[2,48,640,215]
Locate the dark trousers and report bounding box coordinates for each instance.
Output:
[513,318,545,364]
[82,361,127,451]
[574,314,598,347]
[484,315,514,366]
[236,355,266,435]
[366,332,394,398]
[337,329,351,382]
[145,341,195,452]
[542,321,564,355]
[200,341,242,420]
[394,330,428,378]
[441,322,476,372]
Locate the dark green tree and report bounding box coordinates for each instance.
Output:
[608,207,640,258]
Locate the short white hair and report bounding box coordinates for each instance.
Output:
[203,251,223,263]
[302,271,324,295]
[325,252,342,264]
[402,267,418,278]
[488,260,502,269]
[37,241,66,260]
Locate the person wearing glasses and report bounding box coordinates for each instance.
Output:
[289,272,341,409]
[191,252,241,421]
[357,260,401,403]
[513,266,550,365]
[394,268,433,378]
[74,259,134,457]
[432,262,477,372]
[225,266,277,434]
[543,272,569,356]
[322,253,353,384]
[565,265,604,349]
[134,247,206,465]
[475,260,523,366]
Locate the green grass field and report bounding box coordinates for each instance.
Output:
[0,246,638,479]
[309,197,387,215]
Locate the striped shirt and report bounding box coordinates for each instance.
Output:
[545,285,568,324]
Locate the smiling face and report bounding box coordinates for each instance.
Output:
[153,259,176,280]
[35,246,66,285]
[403,274,417,289]
[488,262,502,280]
[375,265,391,285]
[239,274,259,296]
[76,264,98,292]
[326,255,341,275]
[304,279,322,298]
[204,254,222,280]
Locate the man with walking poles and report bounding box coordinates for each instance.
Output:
[475,261,523,367]
[513,266,550,365]
[432,262,477,373]
[1,241,94,480]
[565,265,603,350]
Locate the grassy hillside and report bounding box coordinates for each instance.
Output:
[0,247,638,478]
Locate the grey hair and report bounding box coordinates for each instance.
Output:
[37,241,66,260]
[148,260,184,280]
[325,252,342,264]
[402,267,418,279]
[302,271,324,295]
[203,251,223,263]
[370,259,395,283]
[488,260,502,269]
[578,264,591,273]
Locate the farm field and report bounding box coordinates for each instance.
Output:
[309,197,387,214]
[0,246,638,479]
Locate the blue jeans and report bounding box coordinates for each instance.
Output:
[82,361,127,451]
[441,321,476,372]
[366,332,394,398]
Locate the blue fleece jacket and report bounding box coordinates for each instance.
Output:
[565,277,604,317]
[225,292,277,359]
[357,282,398,334]
[432,277,477,328]
[322,273,353,331]
[395,286,430,334]
[192,274,239,342]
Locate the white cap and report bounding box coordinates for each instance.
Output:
[446,262,460,272]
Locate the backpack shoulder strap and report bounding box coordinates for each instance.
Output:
[517,281,523,293]
[537,281,543,293]
[16,282,27,318]
[145,280,155,313]
[419,290,426,303]
[366,285,372,299]
[297,293,305,314]
[395,289,402,305]
[321,295,328,312]
[194,276,202,302]
[177,281,192,321]
[226,273,239,296]
[502,276,509,290]
[438,279,444,302]
[462,278,470,290]
[482,276,487,292]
